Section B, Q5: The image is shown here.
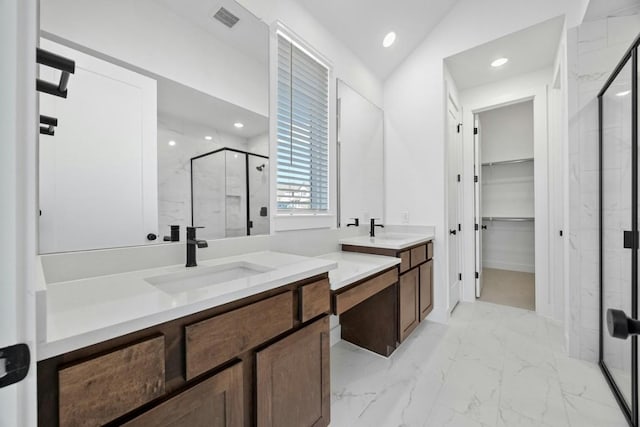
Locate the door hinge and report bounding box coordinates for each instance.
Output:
[457,123,462,133]
[457,174,461,182]
[624,230,638,249]
[559,230,563,237]
[475,223,479,231]
[0,343,30,388]
[458,273,462,281]
[475,272,479,279]
[474,175,478,183]
[474,127,478,135]
[458,223,461,232]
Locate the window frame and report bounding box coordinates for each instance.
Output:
[270,23,336,231]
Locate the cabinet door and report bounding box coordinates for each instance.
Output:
[256,316,330,427]
[399,268,419,342]
[419,260,433,320]
[123,362,243,427]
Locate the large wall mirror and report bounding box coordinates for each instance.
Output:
[38,0,270,253]
[337,80,384,227]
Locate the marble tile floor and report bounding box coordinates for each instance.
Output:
[330,301,628,427]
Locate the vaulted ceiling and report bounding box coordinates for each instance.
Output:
[298,0,460,80]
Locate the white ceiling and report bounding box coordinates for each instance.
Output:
[157,76,268,139]
[445,16,564,91]
[154,0,269,64]
[298,0,459,80]
[584,0,640,21]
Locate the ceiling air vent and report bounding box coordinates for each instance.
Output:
[213,7,240,28]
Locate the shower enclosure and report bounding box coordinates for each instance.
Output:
[191,148,269,240]
[599,33,640,427]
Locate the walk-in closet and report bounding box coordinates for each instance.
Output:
[475,100,535,310]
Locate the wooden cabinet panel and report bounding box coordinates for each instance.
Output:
[399,269,419,342]
[123,362,243,427]
[300,279,330,322]
[426,241,433,260]
[185,292,293,380]
[256,316,330,427]
[410,245,427,268]
[399,251,410,273]
[58,335,165,427]
[419,260,433,320]
[333,269,398,315]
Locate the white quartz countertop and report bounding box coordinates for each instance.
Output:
[38,251,336,360]
[316,252,400,291]
[339,232,434,250]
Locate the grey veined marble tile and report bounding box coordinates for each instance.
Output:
[330,301,628,427]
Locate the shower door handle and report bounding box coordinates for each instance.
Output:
[607,309,640,340]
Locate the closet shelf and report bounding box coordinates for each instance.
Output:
[481,157,534,166]
[482,216,534,222]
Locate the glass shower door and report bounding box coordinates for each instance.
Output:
[600,45,637,426]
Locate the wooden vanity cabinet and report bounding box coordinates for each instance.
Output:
[37,274,331,427]
[419,259,434,320]
[399,268,419,342]
[342,240,434,343]
[123,362,244,427]
[256,316,330,427]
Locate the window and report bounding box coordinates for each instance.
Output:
[276,33,329,213]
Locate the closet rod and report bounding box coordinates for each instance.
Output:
[482,216,534,222]
[481,157,534,166]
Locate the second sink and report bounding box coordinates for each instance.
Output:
[145,262,274,294]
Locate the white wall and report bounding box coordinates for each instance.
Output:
[40,0,269,117]
[567,12,640,361]
[383,0,583,323]
[235,0,383,108]
[479,101,534,163]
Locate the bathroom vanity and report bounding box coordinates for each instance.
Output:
[340,233,434,344]
[36,252,336,427]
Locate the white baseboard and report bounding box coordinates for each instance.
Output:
[330,325,341,347]
[426,306,449,324]
[483,260,534,273]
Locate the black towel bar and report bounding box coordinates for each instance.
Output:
[36,48,75,98]
[39,115,58,136]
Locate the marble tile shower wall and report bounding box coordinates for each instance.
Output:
[157,122,250,237]
[568,12,640,362]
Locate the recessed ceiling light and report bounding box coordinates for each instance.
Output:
[234,122,244,129]
[168,140,176,146]
[491,57,509,68]
[382,32,396,48]
[616,90,631,97]
[204,135,213,140]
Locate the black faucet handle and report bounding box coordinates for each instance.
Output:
[346,218,360,227]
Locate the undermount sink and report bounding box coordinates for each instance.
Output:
[145,262,274,294]
[371,233,414,240]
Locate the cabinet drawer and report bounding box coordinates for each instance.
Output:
[300,279,330,322]
[427,241,433,260]
[410,245,427,267]
[333,269,398,315]
[58,335,165,427]
[399,250,411,273]
[185,291,293,380]
[123,362,244,427]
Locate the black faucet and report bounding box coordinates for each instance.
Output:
[346,218,359,227]
[370,218,384,237]
[163,225,180,242]
[186,226,208,267]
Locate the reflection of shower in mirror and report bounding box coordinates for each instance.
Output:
[256,164,266,171]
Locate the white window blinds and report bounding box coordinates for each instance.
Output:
[277,34,329,212]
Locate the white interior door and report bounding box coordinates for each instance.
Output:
[474,116,484,298]
[447,96,461,311]
[39,39,158,253]
[1,0,37,425]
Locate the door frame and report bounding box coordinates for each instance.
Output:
[598,33,640,427]
[445,95,466,313]
[0,0,39,425]
[461,87,552,318]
